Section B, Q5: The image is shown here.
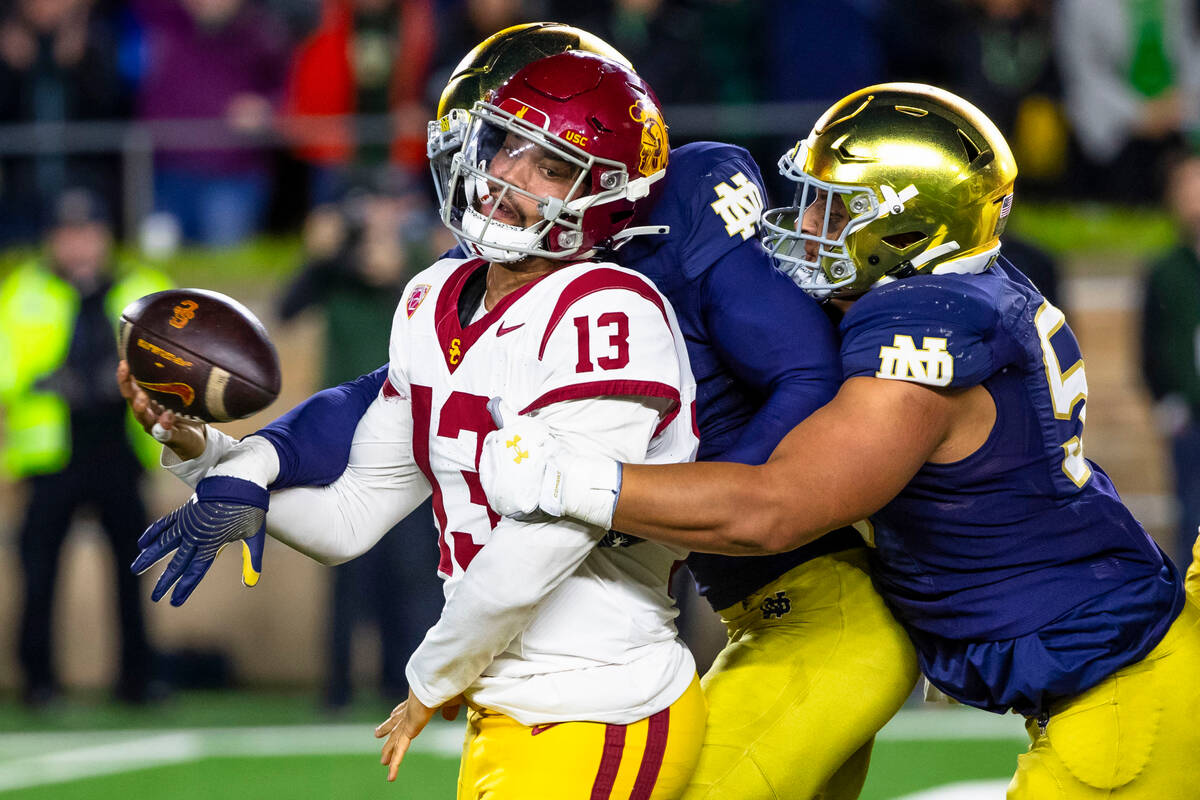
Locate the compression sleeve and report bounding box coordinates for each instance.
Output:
[404,395,663,708]
[253,364,388,489]
[261,390,431,564]
[700,246,841,464]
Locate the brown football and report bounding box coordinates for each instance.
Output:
[119,288,281,422]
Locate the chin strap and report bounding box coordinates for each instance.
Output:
[609,224,671,250]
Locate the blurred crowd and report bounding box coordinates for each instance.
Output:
[0,0,1199,249]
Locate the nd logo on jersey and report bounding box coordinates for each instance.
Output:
[876,335,954,386]
[710,172,764,240]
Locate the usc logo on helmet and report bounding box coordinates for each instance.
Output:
[629,100,667,177]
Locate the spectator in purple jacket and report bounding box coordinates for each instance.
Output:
[130,0,289,246]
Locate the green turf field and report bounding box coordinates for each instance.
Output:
[0,692,1027,798]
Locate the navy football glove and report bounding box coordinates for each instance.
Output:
[132,475,268,606]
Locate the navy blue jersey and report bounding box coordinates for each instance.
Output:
[258,141,858,611]
[618,142,856,610]
[840,258,1183,715]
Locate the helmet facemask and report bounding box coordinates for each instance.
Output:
[763,144,881,300]
[427,108,471,210]
[438,99,642,263]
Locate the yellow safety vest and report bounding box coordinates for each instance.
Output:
[0,261,172,478]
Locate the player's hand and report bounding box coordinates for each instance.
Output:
[480,398,622,529]
[374,688,438,782]
[131,475,268,606]
[117,360,207,461]
[479,399,562,519]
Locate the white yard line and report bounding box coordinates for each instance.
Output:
[0,709,1021,793]
[894,781,1012,800]
[0,722,465,792]
[875,709,1027,741]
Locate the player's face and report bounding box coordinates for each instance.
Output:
[800,189,850,261]
[483,132,584,228]
[50,222,110,281]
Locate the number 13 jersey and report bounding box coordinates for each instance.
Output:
[389,256,698,724]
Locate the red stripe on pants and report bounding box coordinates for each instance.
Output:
[590,724,626,799]
[630,709,670,800]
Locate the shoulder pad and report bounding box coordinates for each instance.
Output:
[839,275,1014,388]
[647,142,769,280]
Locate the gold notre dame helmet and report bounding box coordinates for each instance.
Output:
[763,83,1018,300]
[436,23,631,122]
[427,23,631,204]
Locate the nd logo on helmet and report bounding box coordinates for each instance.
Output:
[629,100,667,177]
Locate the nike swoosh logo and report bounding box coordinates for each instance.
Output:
[496,322,524,336]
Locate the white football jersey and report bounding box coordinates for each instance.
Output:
[390,256,698,725]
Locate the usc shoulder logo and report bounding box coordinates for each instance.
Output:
[629,100,667,177]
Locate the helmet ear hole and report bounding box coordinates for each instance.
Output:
[882,231,928,251]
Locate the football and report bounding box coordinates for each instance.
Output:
[119,288,281,422]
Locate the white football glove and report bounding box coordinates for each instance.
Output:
[481,398,622,529]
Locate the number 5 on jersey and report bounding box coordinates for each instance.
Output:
[1035,301,1091,487]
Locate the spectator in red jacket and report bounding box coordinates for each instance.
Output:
[284,0,435,205]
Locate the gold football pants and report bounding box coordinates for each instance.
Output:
[683,548,918,800]
[456,675,706,799]
[1010,597,1200,799]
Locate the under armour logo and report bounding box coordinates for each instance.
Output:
[507,435,530,464]
[710,172,764,240]
[448,337,462,365]
[761,591,791,619]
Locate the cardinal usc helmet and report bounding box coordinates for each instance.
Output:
[763,82,1018,300]
[427,23,631,205]
[438,51,669,263]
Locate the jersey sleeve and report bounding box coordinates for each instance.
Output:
[668,143,769,279]
[839,278,1017,389]
[264,389,431,565]
[521,268,685,431]
[700,244,841,464]
[252,365,388,489]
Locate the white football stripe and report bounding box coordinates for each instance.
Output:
[206,366,230,420]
